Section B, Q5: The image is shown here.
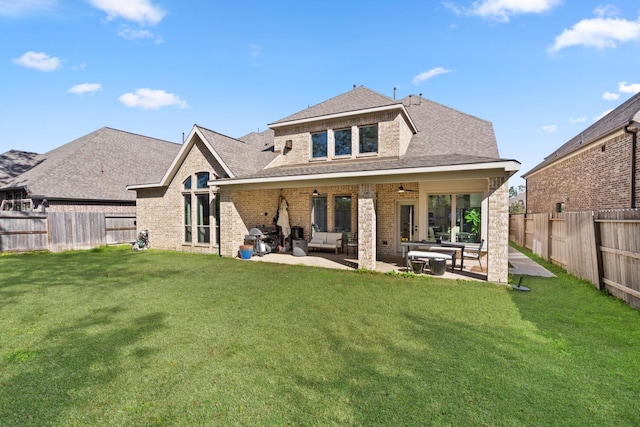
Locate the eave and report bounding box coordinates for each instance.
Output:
[209,160,520,189]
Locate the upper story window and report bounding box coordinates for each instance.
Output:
[359,124,378,154]
[196,172,210,189]
[184,176,192,190]
[334,128,352,156]
[311,131,328,158]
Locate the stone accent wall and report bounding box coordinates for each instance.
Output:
[270,111,410,167]
[135,137,226,253]
[487,176,509,283]
[527,131,638,213]
[358,183,377,270]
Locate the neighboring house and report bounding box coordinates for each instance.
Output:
[129,86,519,282]
[523,92,640,213]
[0,127,180,213]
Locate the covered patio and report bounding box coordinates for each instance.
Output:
[242,248,487,281]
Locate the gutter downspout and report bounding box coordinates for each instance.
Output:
[624,123,637,209]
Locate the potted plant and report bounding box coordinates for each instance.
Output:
[239,244,253,259]
[464,208,481,236]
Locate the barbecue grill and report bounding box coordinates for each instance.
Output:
[244,226,277,256]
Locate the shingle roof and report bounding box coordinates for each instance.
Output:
[1,127,180,201]
[220,153,508,181]
[240,86,507,182]
[0,150,43,186]
[402,96,500,159]
[197,125,277,178]
[270,85,401,125]
[523,91,640,177]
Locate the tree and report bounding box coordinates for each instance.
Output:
[510,202,525,214]
[509,185,526,198]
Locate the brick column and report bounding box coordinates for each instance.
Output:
[219,190,244,257]
[358,183,377,270]
[487,177,509,283]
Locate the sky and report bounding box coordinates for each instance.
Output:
[2,0,640,187]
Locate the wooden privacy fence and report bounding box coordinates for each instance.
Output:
[0,212,136,253]
[509,210,640,309]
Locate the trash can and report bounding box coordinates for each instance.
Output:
[293,239,307,257]
[429,258,446,276]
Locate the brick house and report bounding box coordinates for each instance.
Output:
[523,92,640,213]
[0,127,180,213]
[129,86,519,282]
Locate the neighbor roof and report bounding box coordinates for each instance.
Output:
[1,127,180,201]
[0,150,43,186]
[523,91,640,178]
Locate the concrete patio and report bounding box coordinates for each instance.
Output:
[244,249,488,281]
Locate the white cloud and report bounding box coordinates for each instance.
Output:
[88,0,165,25]
[593,4,619,18]
[569,116,588,124]
[68,83,101,94]
[542,124,557,133]
[550,12,640,52]
[619,81,640,94]
[119,88,188,110]
[602,91,620,101]
[593,108,614,121]
[445,0,561,22]
[118,26,162,43]
[0,0,56,16]
[12,51,61,71]
[412,67,452,84]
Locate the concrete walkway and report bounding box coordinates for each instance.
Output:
[508,246,555,277]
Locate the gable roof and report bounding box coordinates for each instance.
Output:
[269,86,417,132]
[129,125,278,189]
[523,91,640,178]
[0,150,43,186]
[1,127,180,201]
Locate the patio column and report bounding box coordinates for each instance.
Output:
[219,189,244,257]
[487,176,509,283]
[358,183,377,270]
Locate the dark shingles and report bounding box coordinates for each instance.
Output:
[401,96,500,159]
[270,86,400,125]
[0,150,43,186]
[196,125,277,178]
[218,154,510,181]
[1,127,180,201]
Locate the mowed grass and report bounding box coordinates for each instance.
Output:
[1,246,639,426]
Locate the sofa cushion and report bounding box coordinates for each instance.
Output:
[325,233,341,245]
[309,232,327,245]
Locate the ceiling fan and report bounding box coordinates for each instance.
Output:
[397,184,417,193]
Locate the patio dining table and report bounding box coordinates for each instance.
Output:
[401,241,465,271]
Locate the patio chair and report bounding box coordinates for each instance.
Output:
[347,233,358,256]
[463,238,484,271]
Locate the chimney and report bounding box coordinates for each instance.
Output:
[353,84,356,90]
[393,87,397,100]
[419,93,422,105]
[409,94,413,106]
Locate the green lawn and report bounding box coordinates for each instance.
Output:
[1,246,639,426]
